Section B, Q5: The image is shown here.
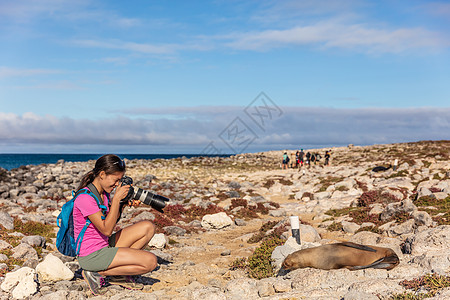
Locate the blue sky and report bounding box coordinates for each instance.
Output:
[0,0,449,154]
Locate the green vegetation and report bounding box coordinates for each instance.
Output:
[327,222,343,232]
[279,179,293,186]
[263,179,276,189]
[335,186,349,192]
[247,220,286,244]
[355,226,382,234]
[387,170,409,179]
[391,273,450,299]
[317,176,343,192]
[415,196,450,225]
[0,218,56,277]
[357,190,399,207]
[230,236,285,279]
[13,218,55,241]
[325,207,359,217]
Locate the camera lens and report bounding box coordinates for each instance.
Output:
[133,188,169,212]
[119,176,169,212]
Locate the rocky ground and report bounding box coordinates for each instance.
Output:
[0,140,450,299]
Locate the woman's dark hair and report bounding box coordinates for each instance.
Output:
[77,154,126,191]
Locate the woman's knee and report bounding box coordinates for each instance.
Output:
[144,252,158,272]
[138,220,155,237]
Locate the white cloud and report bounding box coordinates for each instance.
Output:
[0,66,62,78]
[0,107,449,153]
[224,20,448,53]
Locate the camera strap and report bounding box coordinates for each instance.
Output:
[86,183,108,220]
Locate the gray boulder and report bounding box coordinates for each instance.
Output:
[0,212,14,230]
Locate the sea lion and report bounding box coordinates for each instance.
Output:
[282,242,399,271]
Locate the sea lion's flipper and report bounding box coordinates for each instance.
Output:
[348,255,400,271]
[339,242,377,253]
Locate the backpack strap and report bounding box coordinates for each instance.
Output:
[86,183,108,220]
[71,185,108,256]
[75,217,91,256]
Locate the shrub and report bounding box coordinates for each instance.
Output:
[229,257,247,270]
[152,213,174,228]
[317,176,342,192]
[355,226,381,234]
[185,204,224,220]
[230,198,248,210]
[279,179,293,186]
[247,237,284,279]
[263,179,276,189]
[13,218,55,240]
[164,204,187,220]
[268,201,280,209]
[216,192,229,200]
[415,195,440,207]
[255,203,269,215]
[233,207,259,220]
[335,186,349,192]
[247,231,266,244]
[392,273,450,299]
[357,190,399,207]
[433,212,450,226]
[356,180,368,192]
[325,207,358,217]
[327,222,343,232]
[348,208,382,226]
[260,220,278,232]
[357,190,379,207]
[248,221,279,243]
[302,192,314,200]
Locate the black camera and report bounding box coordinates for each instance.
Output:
[120,176,169,213]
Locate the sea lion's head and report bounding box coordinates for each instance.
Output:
[282,252,302,270]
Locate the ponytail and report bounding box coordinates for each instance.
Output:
[76,170,96,192]
[76,154,126,192]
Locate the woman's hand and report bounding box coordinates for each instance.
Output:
[112,184,130,204]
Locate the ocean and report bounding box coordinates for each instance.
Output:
[0,153,228,170]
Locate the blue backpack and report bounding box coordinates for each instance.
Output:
[56,185,107,257]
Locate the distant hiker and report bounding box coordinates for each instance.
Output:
[305,152,311,168]
[324,150,331,166]
[290,152,296,168]
[315,152,321,162]
[295,151,300,168]
[310,153,317,165]
[298,149,305,167]
[282,152,290,170]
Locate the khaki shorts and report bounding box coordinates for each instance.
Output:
[77,234,118,272]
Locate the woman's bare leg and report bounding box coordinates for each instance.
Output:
[97,220,157,276]
[114,220,155,249]
[98,248,157,276]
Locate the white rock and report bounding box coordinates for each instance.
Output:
[298,224,321,243]
[1,267,37,299]
[342,221,361,234]
[410,226,450,256]
[148,233,168,249]
[314,191,331,200]
[36,253,74,282]
[335,178,356,190]
[435,192,448,200]
[201,212,233,229]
